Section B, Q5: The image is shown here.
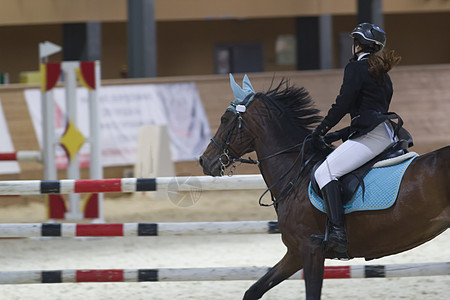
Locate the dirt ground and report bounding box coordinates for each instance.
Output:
[0,190,448,300]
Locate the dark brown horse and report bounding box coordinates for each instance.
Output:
[199,78,450,299]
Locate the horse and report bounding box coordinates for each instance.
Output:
[199,76,449,300]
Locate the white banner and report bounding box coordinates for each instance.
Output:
[0,99,20,174]
[24,83,211,168]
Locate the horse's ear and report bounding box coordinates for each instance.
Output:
[229,73,247,103]
[242,74,255,95]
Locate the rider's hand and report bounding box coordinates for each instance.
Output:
[311,129,328,150]
[324,131,341,144]
[311,122,331,150]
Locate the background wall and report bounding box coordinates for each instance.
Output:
[384,12,450,65]
[0,12,448,83]
[1,65,449,184]
[0,25,63,82]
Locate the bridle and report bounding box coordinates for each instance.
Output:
[210,106,257,176]
[210,95,320,206]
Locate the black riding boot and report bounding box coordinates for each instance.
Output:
[322,180,348,253]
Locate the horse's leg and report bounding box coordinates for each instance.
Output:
[243,251,301,300]
[301,245,325,300]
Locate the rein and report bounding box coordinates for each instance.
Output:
[210,109,307,177]
[211,115,318,206]
[257,143,303,162]
[210,93,319,206]
[258,135,318,207]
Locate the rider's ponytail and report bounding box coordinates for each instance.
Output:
[368,50,402,79]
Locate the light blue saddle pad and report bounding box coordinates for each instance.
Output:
[308,155,418,214]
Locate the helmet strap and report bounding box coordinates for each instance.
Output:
[352,44,366,61]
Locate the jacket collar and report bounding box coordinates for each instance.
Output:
[357,52,370,61]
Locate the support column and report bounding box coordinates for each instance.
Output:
[296,15,333,70]
[127,0,157,78]
[319,15,333,70]
[62,22,102,61]
[358,0,383,27]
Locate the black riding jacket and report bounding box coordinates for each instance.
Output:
[319,57,394,139]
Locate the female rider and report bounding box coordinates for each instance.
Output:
[311,23,402,253]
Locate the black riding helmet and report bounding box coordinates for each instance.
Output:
[351,23,386,53]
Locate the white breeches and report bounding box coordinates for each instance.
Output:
[314,121,396,189]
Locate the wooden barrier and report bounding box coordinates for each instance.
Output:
[0,221,279,237]
[0,175,266,195]
[0,262,447,284]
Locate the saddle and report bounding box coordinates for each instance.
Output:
[310,126,414,204]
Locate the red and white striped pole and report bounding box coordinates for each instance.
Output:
[0,151,42,162]
[0,263,447,284]
[0,220,280,237]
[0,175,265,195]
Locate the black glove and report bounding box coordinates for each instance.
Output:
[323,131,341,144]
[311,122,331,150]
[311,131,327,150]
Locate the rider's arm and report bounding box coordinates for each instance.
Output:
[315,62,364,136]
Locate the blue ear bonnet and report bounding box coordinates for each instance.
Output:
[227,73,255,113]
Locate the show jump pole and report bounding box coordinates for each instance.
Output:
[0,175,266,195]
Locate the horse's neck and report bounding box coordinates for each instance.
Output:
[254,131,308,198]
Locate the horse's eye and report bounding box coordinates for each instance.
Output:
[221,116,228,124]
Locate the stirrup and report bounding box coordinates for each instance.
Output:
[310,216,332,247]
[310,234,325,246]
[327,239,348,254]
[310,219,330,249]
[310,234,350,259]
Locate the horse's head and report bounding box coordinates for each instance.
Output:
[199,74,323,177]
[199,74,258,176]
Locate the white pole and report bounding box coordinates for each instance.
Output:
[39,42,61,181]
[62,62,82,220]
[89,61,104,222]
[42,89,57,180]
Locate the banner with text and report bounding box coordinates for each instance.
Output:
[24,83,211,169]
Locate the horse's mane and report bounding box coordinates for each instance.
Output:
[255,78,323,132]
[254,79,331,195]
